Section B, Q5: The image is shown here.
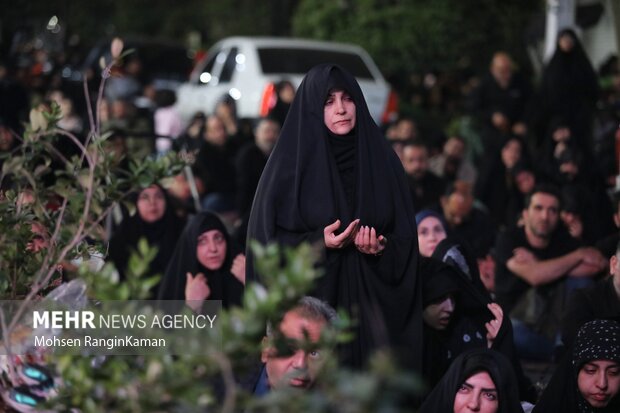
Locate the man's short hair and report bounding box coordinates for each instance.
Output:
[524,183,561,210]
[266,296,337,336]
[615,239,620,255]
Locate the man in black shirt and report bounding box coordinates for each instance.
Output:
[401,141,446,213]
[494,184,605,360]
[562,240,620,347]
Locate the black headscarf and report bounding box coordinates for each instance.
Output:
[158,211,244,308]
[108,184,185,298]
[246,64,421,369]
[419,348,524,413]
[534,319,620,413]
[426,241,536,401]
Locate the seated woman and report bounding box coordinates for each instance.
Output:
[420,348,523,413]
[158,211,245,309]
[108,184,186,298]
[533,319,620,413]
[416,209,448,258]
[421,257,504,389]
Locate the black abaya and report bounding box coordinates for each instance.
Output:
[108,185,186,298]
[246,64,421,369]
[158,211,244,308]
[419,348,524,413]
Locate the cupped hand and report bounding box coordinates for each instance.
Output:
[324,219,360,249]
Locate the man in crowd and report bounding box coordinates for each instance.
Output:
[253,296,337,394]
[494,184,606,360]
[562,240,620,347]
[401,141,446,212]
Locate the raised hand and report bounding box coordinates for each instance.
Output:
[354,225,387,255]
[185,272,210,312]
[324,219,360,249]
[231,253,246,285]
[485,302,504,348]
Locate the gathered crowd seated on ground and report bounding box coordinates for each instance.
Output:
[4,26,620,410]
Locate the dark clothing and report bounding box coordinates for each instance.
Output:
[469,71,532,127]
[235,142,269,218]
[419,349,524,413]
[421,257,535,402]
[246,64,422,370]
[596,232,620,258]
[194,141,237,199]
[535,29,599,152]
[158,212,243,308]
[108,186,185,299]
[474,146,523,229]
[407,172,446,213]
[561,277,620,347]
[446,207,497,259]
[533,319,620,413]
[494,225,580,336]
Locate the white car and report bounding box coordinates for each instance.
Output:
[175,36,397,125]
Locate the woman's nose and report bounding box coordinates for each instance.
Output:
[335,98,345,113]
[595,371,608,389]
[466,394,480,411]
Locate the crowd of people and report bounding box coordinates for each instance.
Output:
[2,27,620,412]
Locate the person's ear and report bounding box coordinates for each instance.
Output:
[610,255,618,275]
[260,336,270,364]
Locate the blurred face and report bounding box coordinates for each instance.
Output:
[444,137,465,159]
[610,254,620,287]
[523,192,559,240]
[0,126,14,151]
[261,311,326,390]
[577,360,620,409]
[196,229,227,270]
[324,89,356,135]
[501,139,521,169]
[454,371,499,413]
[137,185,166,223]
[442,192,473,227]
[417,216,447,257]
[515,171,535,194]
[279,83,295,103]
[255,119,280,154]
[552,126,571,142]
[397,119,417,141]
[423,295,455,330]
[402,145,428,179]
[559,33,575,53]
[491,54,513,89]
[205,116,227,146]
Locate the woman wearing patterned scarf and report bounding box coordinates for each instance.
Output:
[533,319,620,412]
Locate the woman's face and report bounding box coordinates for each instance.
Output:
[559,33,575,53]
[324,89,356,135]
[417,216,447,257]
[501,139,521,170]
[423,295,455,330]
[196,229,227,270]
[137,185,166,223]
[453,371,499,413]
[577,360,620,408]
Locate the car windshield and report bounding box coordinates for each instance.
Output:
[257,48,375,79]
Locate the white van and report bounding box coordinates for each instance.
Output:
[175,37,397,125]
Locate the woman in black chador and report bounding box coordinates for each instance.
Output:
[108,184,185,298]
[158,211,244,308]
[419,348,524,413]
[246,64,421,369]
